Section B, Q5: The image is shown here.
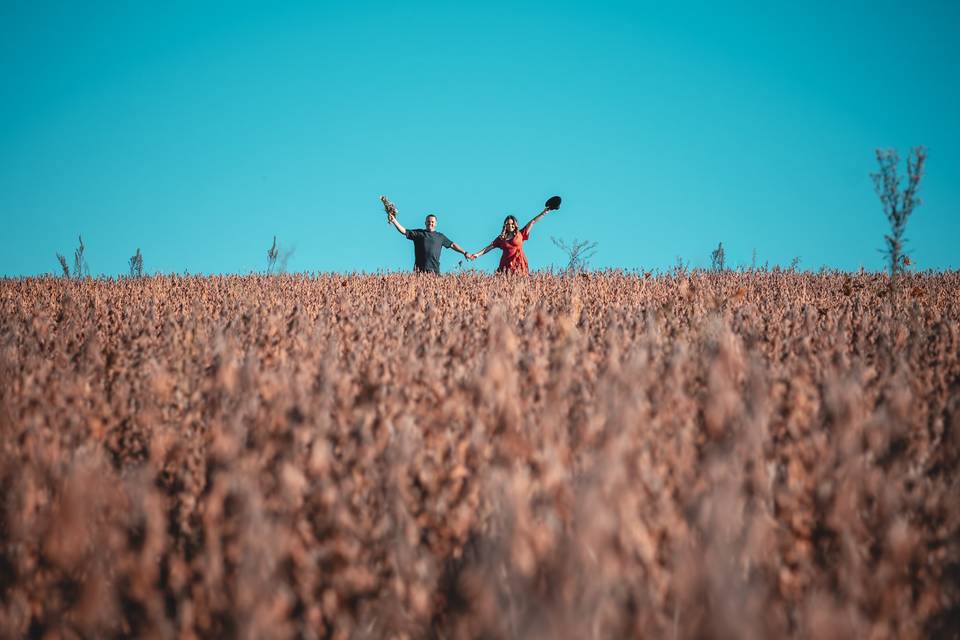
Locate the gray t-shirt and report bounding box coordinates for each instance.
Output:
[405,229,453,273]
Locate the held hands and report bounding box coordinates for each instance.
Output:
[465,252,477,261]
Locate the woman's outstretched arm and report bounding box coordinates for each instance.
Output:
[467,242,498,260]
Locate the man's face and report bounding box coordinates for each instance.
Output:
[425,215,437,232]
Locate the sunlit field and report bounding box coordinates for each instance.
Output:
[1,272,958,638]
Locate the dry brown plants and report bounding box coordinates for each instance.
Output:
[1,271,958,639]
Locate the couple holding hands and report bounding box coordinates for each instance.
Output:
[382,195,562,275]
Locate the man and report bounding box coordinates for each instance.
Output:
[388,212,472,274]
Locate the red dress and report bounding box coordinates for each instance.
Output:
[492,223,532,273]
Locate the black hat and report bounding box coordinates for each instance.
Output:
[545,195,562,211]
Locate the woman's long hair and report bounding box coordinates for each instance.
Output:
[499,215,520,240]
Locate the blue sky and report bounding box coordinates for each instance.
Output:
[1,0,957,276]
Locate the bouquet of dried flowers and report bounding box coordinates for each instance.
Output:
[380,195,398,223]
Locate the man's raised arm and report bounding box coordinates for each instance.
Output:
[388,214,408,236]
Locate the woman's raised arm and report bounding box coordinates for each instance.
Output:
[522,207,551,236]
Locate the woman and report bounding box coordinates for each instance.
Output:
[467,206,552,274]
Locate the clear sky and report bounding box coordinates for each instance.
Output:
[1,0,957,276]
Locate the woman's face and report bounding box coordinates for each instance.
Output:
[504,218,518,234]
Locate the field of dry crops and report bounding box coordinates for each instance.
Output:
[1,271,958,639]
